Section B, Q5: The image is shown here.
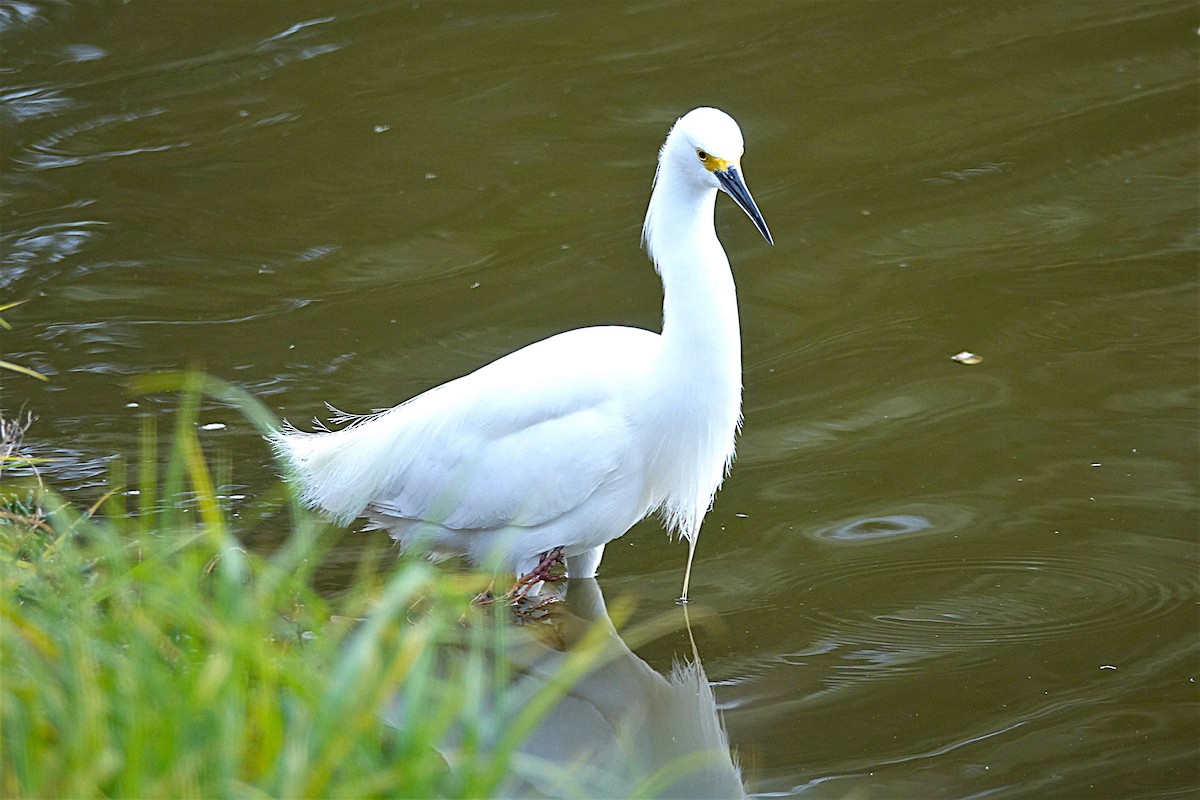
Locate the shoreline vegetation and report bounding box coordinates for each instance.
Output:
[0,372,612,798]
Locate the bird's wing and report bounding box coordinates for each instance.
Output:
[290,326,659,532]
[368,401,627,530]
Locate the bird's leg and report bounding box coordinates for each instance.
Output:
[509,546,566,602]
[471,579,498,607]
[677,535,698,604]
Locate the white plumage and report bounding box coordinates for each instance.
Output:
[273,107,772,601]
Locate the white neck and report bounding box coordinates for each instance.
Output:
[644,166,741,390]
[639,154,743,538]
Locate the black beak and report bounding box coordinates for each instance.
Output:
[715,166,773,245]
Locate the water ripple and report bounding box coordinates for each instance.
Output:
[0,85,72,122]
[802,543,1192,653]
[0,1,41,34]
[1,220,105,269]
[810,513,934,542]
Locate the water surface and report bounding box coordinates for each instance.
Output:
[3,2,1197,797]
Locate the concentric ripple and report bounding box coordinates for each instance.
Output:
[800,541,1193,651]
[807,504,975,544]
[811,514,934,542]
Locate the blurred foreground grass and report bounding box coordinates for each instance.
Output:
[0,373,589,799]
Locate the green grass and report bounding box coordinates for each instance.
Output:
[0,373,589,799]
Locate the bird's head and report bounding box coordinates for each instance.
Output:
[665,107,773,245]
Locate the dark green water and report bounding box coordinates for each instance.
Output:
[3,2,1197,796]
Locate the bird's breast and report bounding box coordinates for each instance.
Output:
[635,359,742,532]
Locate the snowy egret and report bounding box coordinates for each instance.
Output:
[273,107,772,602]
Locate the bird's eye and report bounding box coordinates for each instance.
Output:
[696,149,709,161]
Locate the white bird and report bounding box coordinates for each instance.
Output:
[272,107,772,602]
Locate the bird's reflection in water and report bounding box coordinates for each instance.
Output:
[384,578,744,799]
